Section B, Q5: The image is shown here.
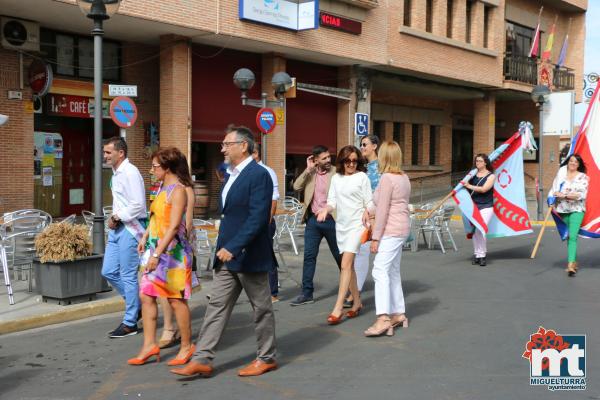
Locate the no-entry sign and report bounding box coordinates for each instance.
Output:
[256,108,276,134]
[110,96,138,128]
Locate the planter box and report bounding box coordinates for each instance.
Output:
[34,254,104,301]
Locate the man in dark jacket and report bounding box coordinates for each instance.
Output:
[171,126,276,378]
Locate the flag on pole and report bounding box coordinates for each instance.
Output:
[453,122,536,238]
[556,33,569,67]
[541,17,557,62]
[529,23,541,58]
[548,84,600,239]
[556,19,572,68]
[528,7,543,58]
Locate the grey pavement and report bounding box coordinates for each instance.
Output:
[1,220,599,399]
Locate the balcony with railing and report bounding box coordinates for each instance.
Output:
[553,66,575,91]
[503,54,575,91]
[503,55,538,85]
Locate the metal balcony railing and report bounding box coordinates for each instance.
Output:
[503,55,538,85]
[553,66,575,90]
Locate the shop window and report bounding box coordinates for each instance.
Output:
[411,124,420,165]
[393,122,405,156]
[446,0,453,38]
[372,120,384,139]
[505,21,535,58]
[465,0,474,43]
[429,126,440,165]
[426,0,434,33]
[403,0,411,27]
[40,28,121,81]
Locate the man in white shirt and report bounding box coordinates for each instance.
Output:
[102,137,147,338]
[252,144,281,302]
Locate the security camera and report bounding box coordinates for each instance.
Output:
[0,114,8,126]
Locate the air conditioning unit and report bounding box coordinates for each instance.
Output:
[1,17,40,52]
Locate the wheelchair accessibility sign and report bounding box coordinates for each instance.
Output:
[354,113,369,136]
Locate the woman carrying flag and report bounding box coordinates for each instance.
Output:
[548,154,589,276]
[462,154,495,267]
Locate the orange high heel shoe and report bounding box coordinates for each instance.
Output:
[127,345,160,365]
[167,345,196,366]
[327,312,345,325]
[346,305,363,318]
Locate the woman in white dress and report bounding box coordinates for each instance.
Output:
[317,145,373,324]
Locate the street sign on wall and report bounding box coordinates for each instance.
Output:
[354,113,369,136]
[109,84,138,97]
[256,108,276,134]
[109,96,138,128]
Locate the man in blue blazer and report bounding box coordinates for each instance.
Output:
[171,126,277,378]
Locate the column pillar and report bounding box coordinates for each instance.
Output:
[471,1,485,47]
[159,35,191,160]
[420,125,431,165]
[383,121,394,142]
[403,123,413,165]
[433,0,448,37]
[262,53,286,198]
[473,93,496,155]
[453,0,467,43]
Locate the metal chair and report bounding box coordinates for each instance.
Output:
[192,219,216,271]
[417,206,458,254]
[1,212,52,303]
[272,214,288,268]
[101,206,113,234]
[59,214,77,224]
[82,210,95,237]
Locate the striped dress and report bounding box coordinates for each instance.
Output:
[140,183,193,299]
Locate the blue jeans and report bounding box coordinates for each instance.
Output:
[101,225,140,327]
[268,220,278,296]
[302,214,341,298]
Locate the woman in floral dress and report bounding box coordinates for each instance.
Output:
[128,147,194,366]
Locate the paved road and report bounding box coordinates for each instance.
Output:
[1,226,598,400]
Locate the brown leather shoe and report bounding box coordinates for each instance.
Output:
[170,360,213,377]
[238,359,278,377]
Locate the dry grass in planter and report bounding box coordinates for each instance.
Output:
[34,223,93,263]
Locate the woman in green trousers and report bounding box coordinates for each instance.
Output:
[548,154,589,276]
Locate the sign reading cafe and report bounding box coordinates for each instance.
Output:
[239,0,319,31]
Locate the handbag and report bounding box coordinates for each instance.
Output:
[360,227,372,244]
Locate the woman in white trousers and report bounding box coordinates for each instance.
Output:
[365,141,411,337]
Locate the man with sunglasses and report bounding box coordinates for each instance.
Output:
[290,145,342,306]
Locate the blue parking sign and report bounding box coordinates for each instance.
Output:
[355,113,369,136]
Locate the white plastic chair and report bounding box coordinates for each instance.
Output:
[272,214,288,268]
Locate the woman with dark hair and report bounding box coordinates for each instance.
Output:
[157,155,196,349]
[462,153,495,266]
[548,153,589,276]
[128,147,194,366]
[316,145,373,324]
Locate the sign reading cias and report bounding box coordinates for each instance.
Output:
[239,0,318,31]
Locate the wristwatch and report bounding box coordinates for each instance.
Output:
[152,253,160,259]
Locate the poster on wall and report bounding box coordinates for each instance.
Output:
[42,167,53,186]
[35,132,62,176]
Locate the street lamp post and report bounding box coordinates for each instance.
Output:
[77,0,121,254]
[531,85,551,221]
[233,68,292,163]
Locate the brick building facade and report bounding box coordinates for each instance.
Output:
[0,0,588,215]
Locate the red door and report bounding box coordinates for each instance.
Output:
[61,128,92,216]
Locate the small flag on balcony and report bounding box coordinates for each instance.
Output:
[556,19,572,68]
[556,34,569,67]
[528,6,543,58]
[541,16,558,62]
[528,24,540,58]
